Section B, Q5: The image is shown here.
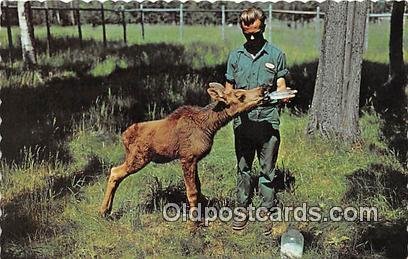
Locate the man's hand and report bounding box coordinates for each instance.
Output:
[276,78,293,103]
[225,82,234,94]
[281,98,291,104]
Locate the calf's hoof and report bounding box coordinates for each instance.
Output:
[187,220,203,234]
[99,207,111,218]
[187,216,207,234]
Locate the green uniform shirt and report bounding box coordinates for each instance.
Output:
[225,41,289,130]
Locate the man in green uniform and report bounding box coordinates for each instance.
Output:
[224,7,291,231]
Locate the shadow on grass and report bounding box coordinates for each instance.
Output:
[343,163,408,258]
[109,177,226,221]
[344,163,407,209]
[1,75,104,163]
[1,39,218,164]
[0,37,122,64]
[274,167,296,193]
[373,75,407,168]
[2,36,407,258]
[109,178,188,221]
[2,36,407,168]
[1,156,104,256]
[358,220,407,258]
[109,168,296,221]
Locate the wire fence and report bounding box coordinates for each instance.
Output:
[2,3,406,53]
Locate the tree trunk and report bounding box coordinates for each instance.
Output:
[376,1,407,167]
[0,3,3,63]
[18,1,36,67]
[307,1,368,143]
[389,1,406,83]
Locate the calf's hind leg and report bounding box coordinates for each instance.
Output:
[100,157,148,217]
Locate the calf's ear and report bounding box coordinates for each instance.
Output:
[207,87,225,102]
[209,82,225,90]
[207,82,228,103]
[207,87,224,101]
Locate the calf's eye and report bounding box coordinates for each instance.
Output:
[237,94,246,102]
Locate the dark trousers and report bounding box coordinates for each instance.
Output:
[234,121,280,210]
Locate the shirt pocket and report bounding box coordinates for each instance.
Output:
[233,68,248,89]
[260,67,276,87]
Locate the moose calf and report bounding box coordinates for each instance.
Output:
[100,83,267,220]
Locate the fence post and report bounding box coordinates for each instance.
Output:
[27,1,36,51]
[364,6,370,52]
[101,3,107,47]
[268,3,272,42]
[70,1,75,25]
[55,5,61,25]
[76,8,83,48]
[121,5,127,44]
[315,6,320,50]
[44,2,51,55]
[221,5,225,40]
[4,2,13,49]
[140,4,145,40]
[0,3,2,62]
[179,3,183,41]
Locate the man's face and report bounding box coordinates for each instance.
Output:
[241,19,264,47]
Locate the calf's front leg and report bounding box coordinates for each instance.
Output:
[181,158,200,218]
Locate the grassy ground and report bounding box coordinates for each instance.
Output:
[2,112,406,257]
[1,23,407,258]
[1,21,408,66]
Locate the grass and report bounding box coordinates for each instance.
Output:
[1,111,406,257]
[1,21,407,258]
[2,21,408,67]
